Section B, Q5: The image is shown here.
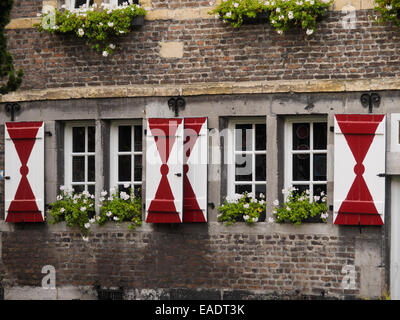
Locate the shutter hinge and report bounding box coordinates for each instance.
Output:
[144,129,147,135]
[377,173,387,177]
[330,126,334,132]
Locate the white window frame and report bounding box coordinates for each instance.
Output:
[284,116,327,199]
[227,118,267,198]
[64,122,96,193]
[110,120,143,193]
[66,0,93,9]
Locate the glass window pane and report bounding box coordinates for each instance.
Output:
[72,127,85,153]
[119,126,132,152]
[235,124,252,151]
[313,123,327,150]
[88,126,95,152]
[133,185,142,197]
[88,156,95,182]
[235,184,252,195]
[235,154,252,182]
[313,154,327,181]
[72,156,85,182]
[88,184,95,196]
[134,125,143,152]
[255,154,266,181]
[255,124,266,151]
[255,184,266,199]
[75,0,87,8]
[118,155,131,182]
[73,185,84,193]
[134,155,142,182]
[292,154,310,181]
[292,123,310,151]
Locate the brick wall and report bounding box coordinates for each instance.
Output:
[10,0,43,19]
[151,0,213,9]
[0,226,364,299]
[5,11,400,91]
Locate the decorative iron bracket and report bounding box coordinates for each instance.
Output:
[360,93,381,113]
[4,102,21,121]
[168,97,185,117]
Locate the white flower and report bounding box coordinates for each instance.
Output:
[276,7,281,12]
[310,0,314,4]
[82,236,89,242]
[61,4,66,9]
[100,191,108,197]
[306,29,314,35]
[271,1,275,4]
[286,206,291,211]
[320,191,325,196]
[99,22,103,26]
[264,1,270,5]
[108,22,114,27]
[243,203,250,209]
[321,196,327,202]
[84,223,91,229]
[251,198,258,203]
[233,2,239,7]
[89,218,95,224]
[102,51,109,57]
[259,200,265,205]
[123,182,130,188]
[299,196,305,201]
[247,192,255,199]
[60,185,66,191]
[305,189,310,195]
[273,199,279,206]
[57,195,63,201]
[386,4,393,10]
[78,28,84,36]
[259,193,265,199]
[60,207,65,213]
[314,196,320,202]
[321,212,329,219]
[119,30,125,34]
[108,196,113,201]
[106,211,112,217]
[73,199,77,204]
[80,206,86,212]
[99,197,105,202]
[288,11,294,19]
[268,217,275,224]
[252,217,258,222]
[243,215,250,220]
[226,12,232,18]
[109,43,116,50]
[113,216,120,221]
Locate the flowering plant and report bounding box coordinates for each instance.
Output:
[210,0,332,34]
[217,192,266,225]
[374,0,400,27]
[96,186,142,231]
[48,186,96,235]
[35,1,146,56]
[273,187,328,225]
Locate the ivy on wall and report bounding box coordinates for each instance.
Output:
[0,0,23,95]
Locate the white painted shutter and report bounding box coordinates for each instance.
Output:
[5,121,45,222]
[183,117,208,222]
[333,114,385,225]
[145,118,184,223]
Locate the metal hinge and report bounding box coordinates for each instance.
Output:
[377,173,387,177]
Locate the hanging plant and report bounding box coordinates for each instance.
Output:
[374,0,400,27]
[35,1,146,56]
[210,0,333,35]
[0,0,23,94]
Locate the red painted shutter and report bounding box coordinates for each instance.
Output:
[4,121,45,222]
[333,114,386,225]
[183,117,208,222]
[145,118,184,223]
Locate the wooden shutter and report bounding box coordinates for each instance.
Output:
[183,117,208,222]
[145,118,184,223]
[333,114,386,225]
[5,121,45,222]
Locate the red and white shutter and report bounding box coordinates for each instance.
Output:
[145,118,184,223]
[183,117,208,222]
[333,114,386,225]
[4,121,45,222]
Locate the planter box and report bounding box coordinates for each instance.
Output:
[130,15,145,28]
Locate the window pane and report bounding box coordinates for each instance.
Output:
[292,123,310,151]
[313,184,327,199]
[73,185,84,193]
[292,154,310,181]
[255,124,266,151]
[235,184,252,195]
[292,184,310,196]
[134,155,142,181]
[133,185,142,197]
[119,126,131,152]
[313,154,327,181]
[118,155,131,181]
[88,184,95,196]
[134,125,143,152]
[88,156,95,182]
[72,156,85,182]
[75,0,87,8]
[255,184,266,199]
[255,154,266,181]
[72,127,85,153]
[235,154,252,181]
[313,123,327,150]
[88,126,95,152]
[235,124,252,151]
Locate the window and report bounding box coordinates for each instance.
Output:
[227,119,267,199]
[64,123,96,195]
[66,0,139,10]
[110,121,143,196]
[284,117,327,197]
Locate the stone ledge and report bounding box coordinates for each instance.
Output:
[0,78,398,103]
